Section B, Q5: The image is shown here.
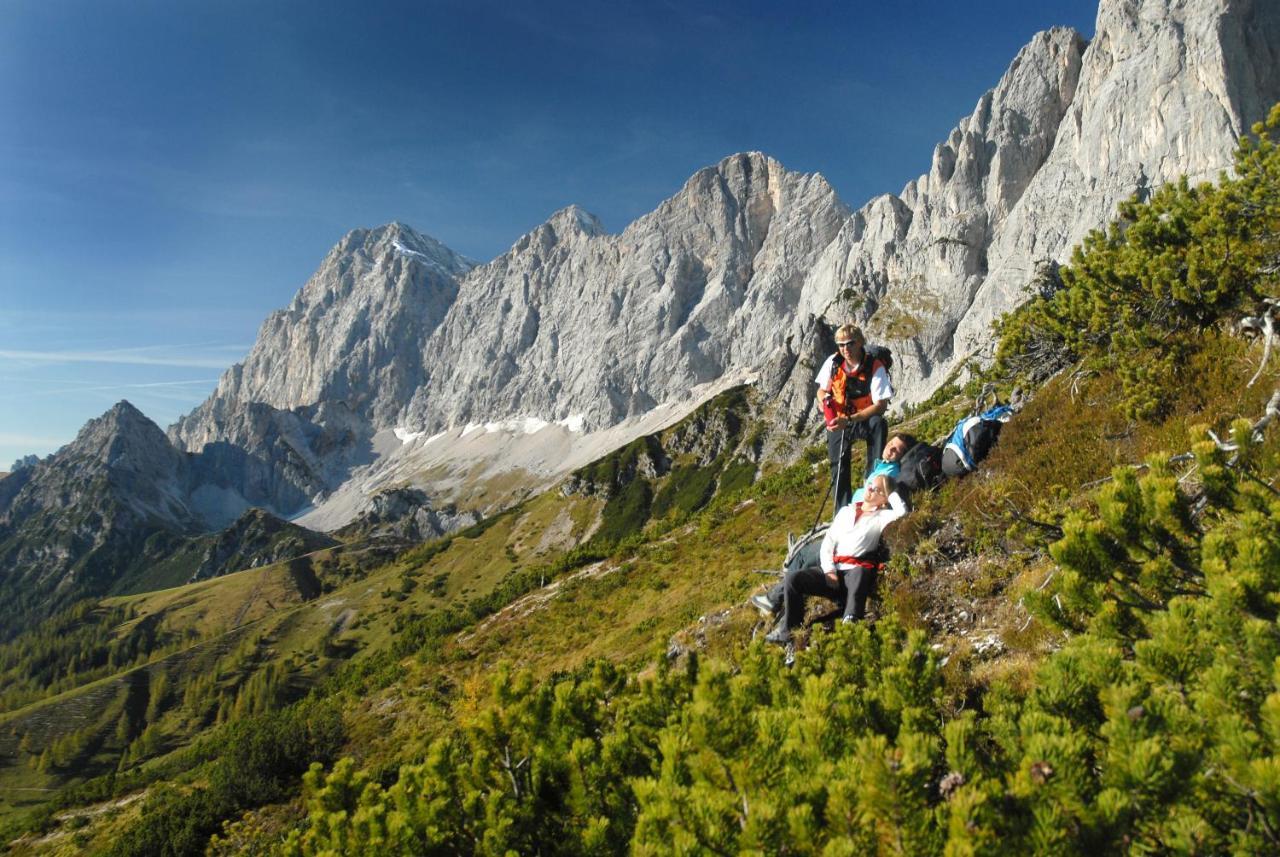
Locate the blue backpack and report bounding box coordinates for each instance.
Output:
[945,405,1014,471]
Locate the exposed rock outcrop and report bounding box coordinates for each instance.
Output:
[190,508,338,583]
[406,156,851,432]
[947,0,1280,368]
[338,487,480,543]
[159,0,1280,525]
[0,402,341,637]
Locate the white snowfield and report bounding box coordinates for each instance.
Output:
[294,372,754,532]
[162,0,1280,532]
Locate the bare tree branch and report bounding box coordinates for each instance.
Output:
[1241,299,1279,388]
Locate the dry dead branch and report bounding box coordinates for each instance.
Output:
[1241,298,1279,388]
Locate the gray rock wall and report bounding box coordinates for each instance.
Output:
[165,0,1280,520]
[406,154,850,432]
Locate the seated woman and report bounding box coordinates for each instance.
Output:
[766,474,906,645]
[750,458,900,619]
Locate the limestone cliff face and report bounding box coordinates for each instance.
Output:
[165,0,1280,521]
[172,223,472,449]
[406,153,850,432]
[947,0,1280,365]
[782,26,1089,423]
[786,0,1280,424]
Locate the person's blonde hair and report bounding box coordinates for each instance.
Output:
[835,324,863,345]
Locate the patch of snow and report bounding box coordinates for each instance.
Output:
[519,417,549,434]
[422,429,447,446]
[477,417,554,435]
[394,427,425,444]
[391,239,468,275]
[557,414,586,433]
[463,416,562,436]
[392,240,427,259]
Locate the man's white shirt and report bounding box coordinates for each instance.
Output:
[814,355,894,404]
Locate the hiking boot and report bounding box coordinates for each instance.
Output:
[750,593,780,617]
[764,623,790,646]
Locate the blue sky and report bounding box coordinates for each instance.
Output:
[0,0,1098,467]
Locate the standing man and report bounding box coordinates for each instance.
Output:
[815,324,892,509]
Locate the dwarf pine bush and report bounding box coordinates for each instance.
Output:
[996,104,1280,420]
[280,437,1278,855]
[274,106,1280,856]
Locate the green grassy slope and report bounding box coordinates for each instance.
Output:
[5,108,1280,856]
[11,325,1273,854]
[0,385,770,849]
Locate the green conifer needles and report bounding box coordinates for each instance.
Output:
[997,105,1280,420]
[278,355,1280,855]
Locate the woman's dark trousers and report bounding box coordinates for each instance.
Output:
[781,563,878,633]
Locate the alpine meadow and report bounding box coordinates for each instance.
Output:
[3,1,1280,855]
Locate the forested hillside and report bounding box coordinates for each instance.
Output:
[4,109,1280,855]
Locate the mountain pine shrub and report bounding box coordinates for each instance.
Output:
[997,104,1280,420]
[280,441,1278,854]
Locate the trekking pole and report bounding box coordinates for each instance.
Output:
[810,425,849,533]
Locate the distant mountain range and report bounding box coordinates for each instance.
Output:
[3,0,1277,636]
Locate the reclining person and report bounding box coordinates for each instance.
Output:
[886,432,944,499]
[889,402,1013,495]
[750,458,899,618]
[765,474,907,646]
[852,447,901,502]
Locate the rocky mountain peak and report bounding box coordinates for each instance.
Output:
[102,398,147,423]
[72,400,183,473]
[0,400,201,619]
[171,219,475,457]
[547,205,606,238]
[166,0,1279,528]
[504,205,607,260]
[651,151,832,241]
[296,222,473,309]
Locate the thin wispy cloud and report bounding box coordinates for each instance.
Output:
[0,432,67,448]
[0,347,243,369]
[0,378,219,400]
